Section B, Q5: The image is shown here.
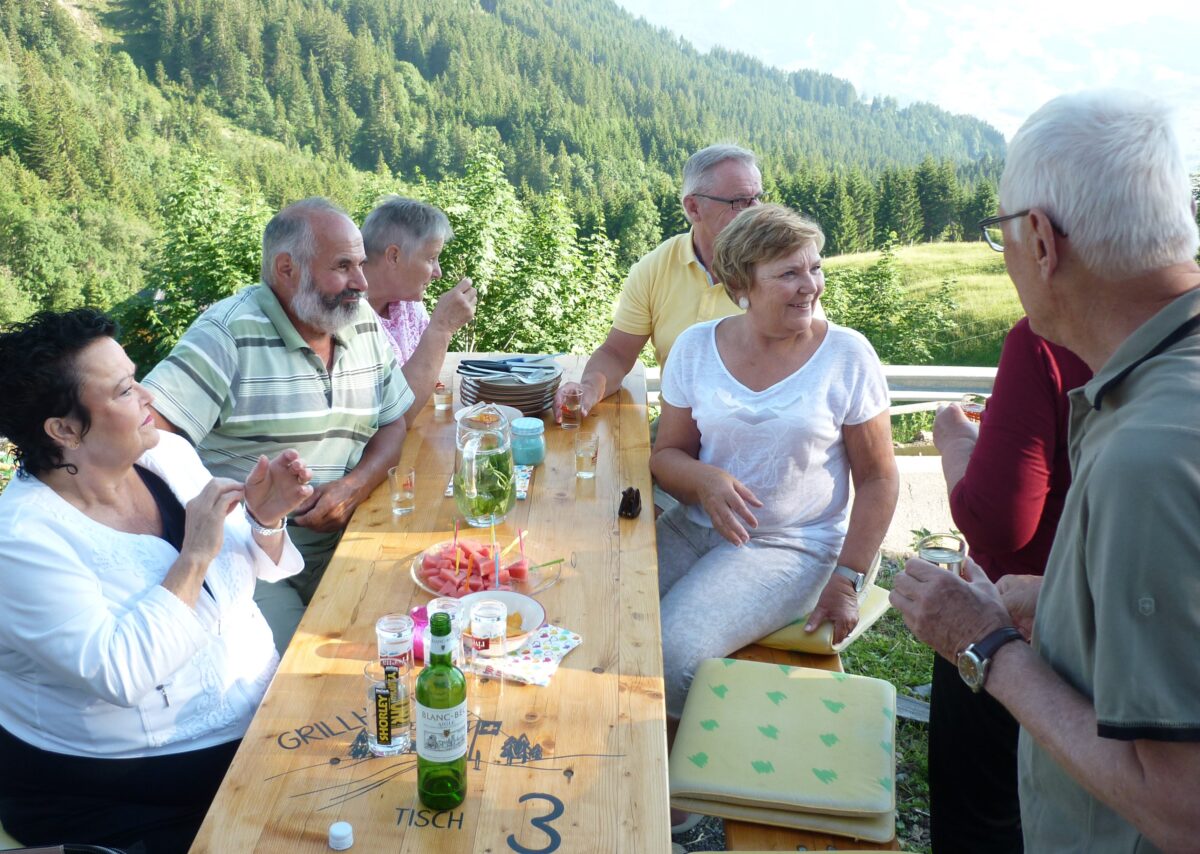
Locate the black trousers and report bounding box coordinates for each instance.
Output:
[929,653,1024,854]
[0,724,239,854]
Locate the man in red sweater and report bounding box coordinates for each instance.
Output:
[929,317,1090,852]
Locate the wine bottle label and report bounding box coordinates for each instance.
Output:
[430,633,456,656]
[416,700,467,762]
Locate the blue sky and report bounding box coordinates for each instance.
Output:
[613,0,1200,168]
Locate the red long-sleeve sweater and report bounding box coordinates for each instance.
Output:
[950,318,1093,582]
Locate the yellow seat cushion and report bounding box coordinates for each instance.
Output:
[759,582,892,655]
[0,817,21,849]
[669,658,897,843]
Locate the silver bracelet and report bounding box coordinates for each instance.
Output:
[244,504,286,536]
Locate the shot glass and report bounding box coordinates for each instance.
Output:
[375,613,415,666]
[561,388,583,430]
[917,532,968,577]
[389,465,415,516]
[433,377,453,411]
[467,599,508,670]
[959,395,986,423]
[423,597,464,667]
[364,660,411,755]
[574,431,598,479]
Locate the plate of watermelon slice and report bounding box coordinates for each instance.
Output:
[410,538,561,598]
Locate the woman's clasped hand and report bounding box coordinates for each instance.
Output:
[244,449,315,529]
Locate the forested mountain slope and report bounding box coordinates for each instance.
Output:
[0,0,1005,333]
[136,0,1005,187]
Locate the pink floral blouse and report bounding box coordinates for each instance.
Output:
[378,300,430,366]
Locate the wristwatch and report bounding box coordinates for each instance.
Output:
[832,564,866,595]
[957,626,1023,693]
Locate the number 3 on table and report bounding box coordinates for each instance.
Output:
[506,791,564,854]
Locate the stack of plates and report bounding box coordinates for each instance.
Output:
[457,360,562,416]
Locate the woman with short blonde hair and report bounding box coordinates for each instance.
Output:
[651,204,898,718]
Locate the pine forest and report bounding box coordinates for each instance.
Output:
[1,0,1010,364]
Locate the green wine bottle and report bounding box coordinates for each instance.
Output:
[415,610,467,809]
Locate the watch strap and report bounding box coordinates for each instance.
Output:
[969,626,1024,662]
[244,504,287,536]
[832,564,866,593]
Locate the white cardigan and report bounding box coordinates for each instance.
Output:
[0,431,303,758]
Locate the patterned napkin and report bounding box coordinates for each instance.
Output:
[465,624,582,686]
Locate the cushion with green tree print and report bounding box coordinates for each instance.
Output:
[669,658,896,842]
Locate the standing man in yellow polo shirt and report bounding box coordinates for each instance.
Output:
[554,144,766,420]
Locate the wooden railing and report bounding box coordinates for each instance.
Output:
[644,365,997,414]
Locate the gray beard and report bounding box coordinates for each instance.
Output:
[291,268,360,335]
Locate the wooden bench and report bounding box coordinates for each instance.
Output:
[720,642,902,852]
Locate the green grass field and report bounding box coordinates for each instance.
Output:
[826,241,1023,367]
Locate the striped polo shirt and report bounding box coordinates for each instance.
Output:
[144,284,413,488]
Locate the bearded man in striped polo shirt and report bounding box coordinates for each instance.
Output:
[145,198,414,653]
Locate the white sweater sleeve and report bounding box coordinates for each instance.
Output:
[0,524,209,707]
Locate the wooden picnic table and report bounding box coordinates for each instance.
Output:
[190,355,670,853]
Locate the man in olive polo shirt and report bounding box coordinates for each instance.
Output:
[145,197,413,652]
[891,90,1200,851]
[553,143,764,420]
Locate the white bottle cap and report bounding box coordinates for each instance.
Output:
[328,820,354,850]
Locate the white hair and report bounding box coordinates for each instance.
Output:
[1000,90,1198,280]
[679,143,759,206]
[361,196,453,258]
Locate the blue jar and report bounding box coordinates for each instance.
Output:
[511,417,546,466]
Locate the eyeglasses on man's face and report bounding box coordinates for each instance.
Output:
[978,210,1068,252]
[692,192,767,212]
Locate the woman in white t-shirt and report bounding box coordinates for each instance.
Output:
[651,205,898,717]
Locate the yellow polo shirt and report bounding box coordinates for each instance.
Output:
[611,231,741,366]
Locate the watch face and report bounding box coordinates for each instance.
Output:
[958,651,984,690]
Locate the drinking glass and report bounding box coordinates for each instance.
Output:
[389,465,415,516]
[433,377,453,411]
[561,388,583,430]
[467,599,508,670]
[574,432,598,479]
[375,613,415,665]
[959,394,986,423]
[364,660,411,755]
[423,598,464,667]
[917,532,968,577]
[370,613,414,756]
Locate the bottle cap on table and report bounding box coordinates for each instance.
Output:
[329,820,354,849]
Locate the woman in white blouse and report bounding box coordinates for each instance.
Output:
[650,204,899,719]
[0,309,315,852]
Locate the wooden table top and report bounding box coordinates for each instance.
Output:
[191,356,670,853]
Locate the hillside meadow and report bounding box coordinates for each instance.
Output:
[826,241,1022,367]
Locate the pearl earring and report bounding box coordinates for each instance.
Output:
[738,296,750,310]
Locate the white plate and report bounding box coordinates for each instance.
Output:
[454,404,523,425]
[458,590,546,654]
